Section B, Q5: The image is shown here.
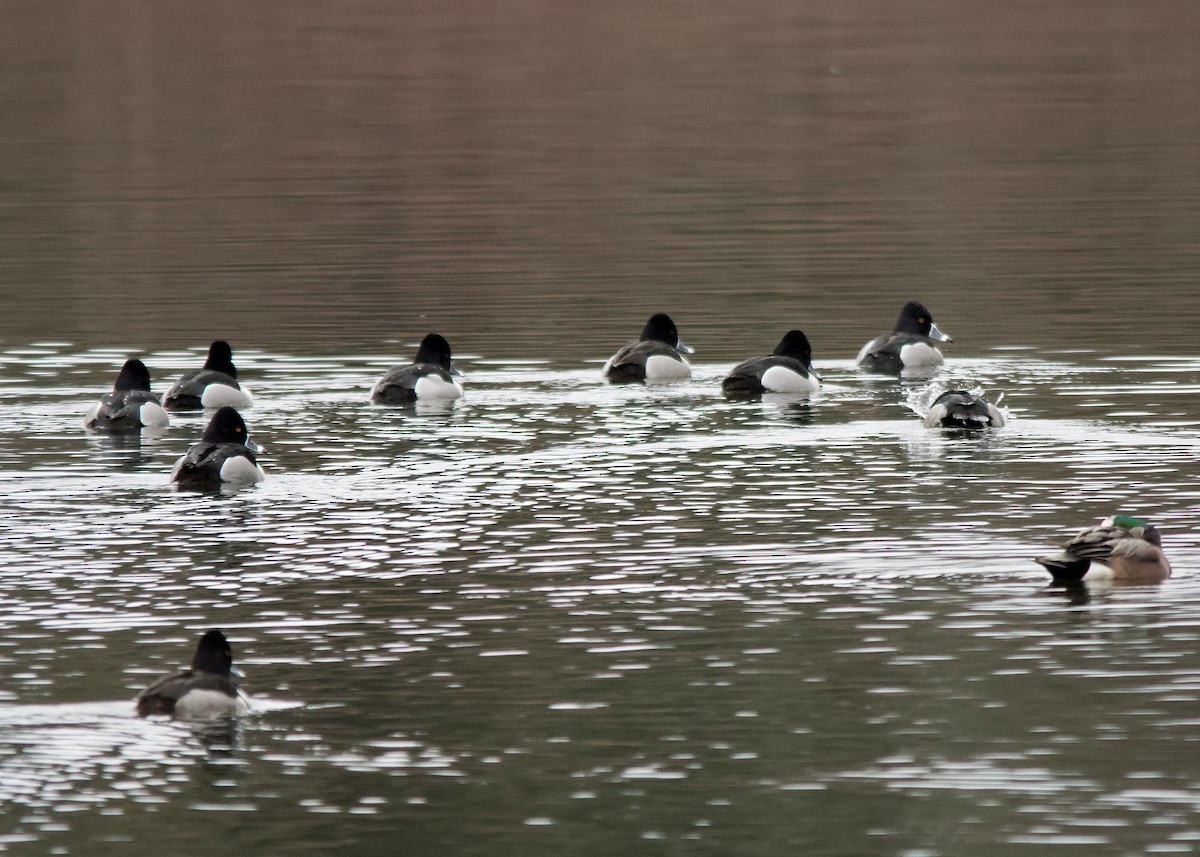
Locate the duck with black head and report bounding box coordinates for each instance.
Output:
[370,333,464,404]
[162,341,253,411]
[136,629,250,719]
[722,330,820,398]
[169,406,264,488]
[857,301,952,375]
[84,358,169,432]
[603,313,694,384]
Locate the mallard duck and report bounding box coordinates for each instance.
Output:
[857,301,952,374]
[1035,515,1171,582]
[722,329,820,398]
[603,313,694,383]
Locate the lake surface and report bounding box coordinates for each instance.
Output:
[2,1,1200,855]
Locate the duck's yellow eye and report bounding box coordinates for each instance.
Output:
[918,317,926,324]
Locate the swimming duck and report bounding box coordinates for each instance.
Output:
[83,359,169,432]
[370,333,464,404]
[136,629,250,719]
[856,301,952,374]
[162,341,253,411]
[722,330,819,397]
[922,390,1004,428]
[603,313,694,383]
[169,406,264,488]
[1035,515,1171,583]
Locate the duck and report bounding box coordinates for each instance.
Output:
[169,406,264,488]
[722,330,819,397]
[161,341,253,411]
[1035,515,1171,583]
[922,390,1004,428]
[136,629,250,719]
[370,333,464,404]
[83,359,170,432]
[603,313,694,383]
[856,301,952,374]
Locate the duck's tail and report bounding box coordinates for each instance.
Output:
[1035,551,1091,582]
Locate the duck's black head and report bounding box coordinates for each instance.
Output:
[113,359,153,393]
[772,330,814,363]
[191,629,235,676]
[895,301,952,342]
[203,341,237,377]
[640,313,694,353]
[201,406,250,445]
[413,333,454,371]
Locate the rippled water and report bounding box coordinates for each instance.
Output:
[3,344,1200,855]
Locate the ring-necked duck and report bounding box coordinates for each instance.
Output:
[169,406,264,488]
[856,301,952,374]
[922,390,1004,428]
[83,359,169,432]
[603,313,694,383]
[136,629,249,718]
[1036,515,1171,583]
[162,341,253,411]
[722,330,819,397]
[370,333,464,404]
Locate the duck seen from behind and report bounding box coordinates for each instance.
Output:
[84,359,169,433]
[162,340,253,411]
[1035,515,1171,583]
[922,390,1004,428]
[169,406,264,488]
[370,333,464,404]
[857,301,952,375]
[603,313,694,383]
[136,629,249,719]
[722,330,819,398]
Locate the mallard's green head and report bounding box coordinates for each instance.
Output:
[1104,515,1149,530]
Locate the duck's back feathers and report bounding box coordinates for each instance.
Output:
[923,390,1005,428]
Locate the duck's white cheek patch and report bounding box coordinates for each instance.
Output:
[175,689,249,719]
[899,342,944,368]
[219,455,265,484]
[414,375,464,400]
[761,364,818,393]
[645,354,691,381]
[201,384,253,409]
[140,402,170,427]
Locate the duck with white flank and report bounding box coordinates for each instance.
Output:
[370,333,464,404]
[169,406,264,488]
[84,359,169,432]
[857,301,952,374]
[162,340,253,411]
[136,629,249,719]
[603,313,694,383]
[722,330,819,398]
